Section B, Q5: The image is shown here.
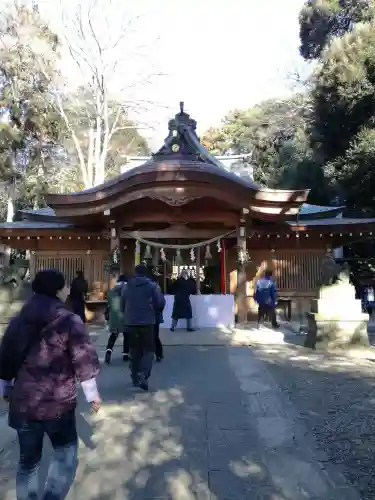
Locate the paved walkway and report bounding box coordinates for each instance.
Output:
[0,327,374,499]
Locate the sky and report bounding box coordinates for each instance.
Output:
[27,0,310,148]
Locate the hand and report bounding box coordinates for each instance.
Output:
[91,398,101,413]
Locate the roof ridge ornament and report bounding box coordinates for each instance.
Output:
[154,103,199,157]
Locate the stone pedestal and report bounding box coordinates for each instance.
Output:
[304,281,369,349]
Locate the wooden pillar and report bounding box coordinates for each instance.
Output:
[221,239,226,294]
[135,240,141,266]
[29,251,36,280]
[236,217,247,324]
[152,246,159,268]
[196,246,201,294]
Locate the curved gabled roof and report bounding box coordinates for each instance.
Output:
[44,104,309,218]
[298,204,345,219]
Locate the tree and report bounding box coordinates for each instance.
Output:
[309,23,375,162]
[0,2,64,220]
[36,0,157,188]
[326,127,375,209]
[57,86,149,192]
[306,21,375,209]
[299,0,375,60]
[202,95,329,203]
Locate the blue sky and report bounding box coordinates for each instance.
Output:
[33,0,309,147]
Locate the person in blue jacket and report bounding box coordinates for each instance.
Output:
[254,269,278,329]
[121,264,165,390]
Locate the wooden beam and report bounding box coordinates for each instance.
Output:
[118,210,239,226]
[121,228,234,239]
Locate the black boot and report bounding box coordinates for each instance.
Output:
[105,349,112,364]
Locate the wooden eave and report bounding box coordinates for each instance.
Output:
[43,105,309,220]
[44,164,309,219]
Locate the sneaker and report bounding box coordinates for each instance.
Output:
[123,353,130,362]
[156,356,163,362]
[170,327,175,332]
[139,381,149,391]
[105,349,112,364]
[187,328,195,332]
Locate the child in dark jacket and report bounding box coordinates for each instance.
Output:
[105,274,129,364]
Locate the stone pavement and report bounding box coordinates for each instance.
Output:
[0,326,373,499]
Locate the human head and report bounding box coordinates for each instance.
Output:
[264,269,273,279]
[180,270,188,280]
[76,270,84,279]
[32,269,69,302]
[135,264,147,277]
[118,274,127,282]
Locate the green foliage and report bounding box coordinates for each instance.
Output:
[0,3,64,212]
[327,127,375,208]
[202,96,330,204]
[0,4,150,206]
[305,13,375,210]
[310,23,375,162]
[299,0,375,60]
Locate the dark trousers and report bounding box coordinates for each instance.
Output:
[16,408,78,500]
[171,318,192,330]
[258,304,278,328]
[106,329,129,354]
[154,323,163,359]
[128,325,155,382]
[72,301,86,323]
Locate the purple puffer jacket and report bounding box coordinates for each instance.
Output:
[0,294,100,428]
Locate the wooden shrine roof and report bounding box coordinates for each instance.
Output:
[41,104,309,219]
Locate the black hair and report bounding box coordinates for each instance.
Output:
[135,264,147,276]
[32,269,66,298]
[76,270,84,278]
[264,269,273,278]
[118,274,127,282]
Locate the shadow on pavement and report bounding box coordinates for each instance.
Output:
[252,343,375,500]
[2,342,372,499]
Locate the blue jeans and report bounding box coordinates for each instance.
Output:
[16,409,78,500]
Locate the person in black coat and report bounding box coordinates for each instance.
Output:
[171,270,196,332]
[69,270,88,322]
[149,273,165,361]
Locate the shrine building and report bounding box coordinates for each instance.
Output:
[1,104,375,326]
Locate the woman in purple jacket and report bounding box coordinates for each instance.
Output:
[0,269,101,500]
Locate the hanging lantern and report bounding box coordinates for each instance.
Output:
[175,249,183,265]
[205,244,212,260]
[144,244,152,259]
[217,239,222,253]
[190,247,195,262]
[160,248,166,261]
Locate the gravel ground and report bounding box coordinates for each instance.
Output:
[255,344,375,500]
